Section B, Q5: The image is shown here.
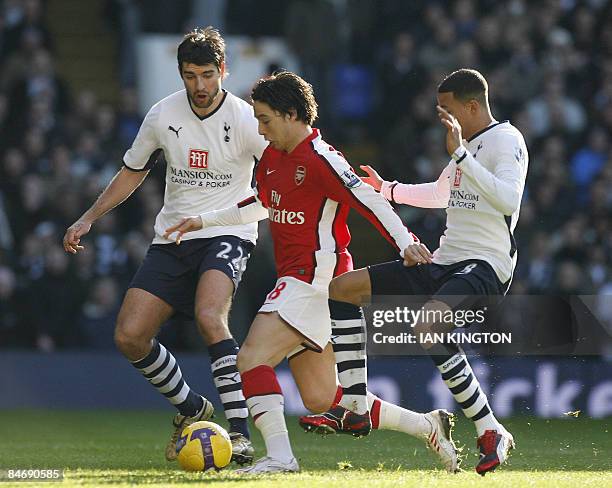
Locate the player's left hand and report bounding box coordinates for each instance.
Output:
[163,216,203,244]
[359,164,383,191]
[436,105,463,156]
[403,243,434,267]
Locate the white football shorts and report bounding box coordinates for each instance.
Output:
[259,276,331,356]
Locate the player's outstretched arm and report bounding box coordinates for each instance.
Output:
[361,164,451,209]
[63,167,148,254]
[318,154,416,254]
[164,196,269,244]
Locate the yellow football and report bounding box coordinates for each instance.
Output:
[176,421,232,471]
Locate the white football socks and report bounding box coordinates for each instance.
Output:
[254,409,295,464]
[367,392,430,437]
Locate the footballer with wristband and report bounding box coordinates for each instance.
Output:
[303,68,528,476]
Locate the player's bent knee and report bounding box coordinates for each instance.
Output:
[113,325,150,358]
[329,274,360,305]
[195,308,223,329]
[413,321,432,342]
[302,393,334,414]
[328,277,343,301]
[236,354,260,374]
[195,309,229,344]
[414,299,456,349]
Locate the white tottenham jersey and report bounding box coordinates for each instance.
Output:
[382,121,528,284]
[123,89,267,244]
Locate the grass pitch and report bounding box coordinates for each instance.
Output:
[0,410,609,487]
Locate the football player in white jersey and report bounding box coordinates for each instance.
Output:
[301,69,527,475]
[62,27,267,465]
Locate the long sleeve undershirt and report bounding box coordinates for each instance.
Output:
[380,164,451,208]
[199,196,269,227]
[380,145,523,216]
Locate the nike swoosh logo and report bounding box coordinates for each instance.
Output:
[266,169,276,175]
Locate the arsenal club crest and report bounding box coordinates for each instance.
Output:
[295,165,306,186]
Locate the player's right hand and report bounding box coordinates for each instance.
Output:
[163,216,203,244]
[63,220,92,254]
[403,243,434,267]
[359,165,383,192]
[436,105,463,156]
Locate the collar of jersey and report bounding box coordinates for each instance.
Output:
[284,128,319,155]
[467,120,508,142]
[187,89,228,121]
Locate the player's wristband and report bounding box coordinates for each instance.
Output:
[451,146,467,164]
[199,211,216,227]
[389,182,398,203]
[381,180,398,201]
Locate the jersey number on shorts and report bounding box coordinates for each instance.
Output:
[216,242,233,259]
[267,282,287,300]
[216,241,248,275]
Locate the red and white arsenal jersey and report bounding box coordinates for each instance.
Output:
[251,129,415,286]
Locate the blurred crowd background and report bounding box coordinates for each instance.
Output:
[0,0,610,352]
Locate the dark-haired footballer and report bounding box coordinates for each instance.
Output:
[63,27,267,465]
[165,71,460,474]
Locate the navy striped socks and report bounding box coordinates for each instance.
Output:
[430,344,501,435]
[208,338,250,438]
[329,299,369,415]
[131,340,203,416]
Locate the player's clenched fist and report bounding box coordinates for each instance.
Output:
[63,220,92,254]
[163,216,203,244]
[403,243,434,267]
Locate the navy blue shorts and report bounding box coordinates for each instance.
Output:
[129,235,254,318]
[368,259,508,311]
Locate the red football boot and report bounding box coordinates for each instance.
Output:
[475,429,515,475]
[299,405,371,437]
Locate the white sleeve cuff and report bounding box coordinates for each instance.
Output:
[451,145,468,163]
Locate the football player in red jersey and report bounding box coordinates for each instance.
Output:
[165,71,459,474]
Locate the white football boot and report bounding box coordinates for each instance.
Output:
[423,409,460,473]
[235,456,299,474]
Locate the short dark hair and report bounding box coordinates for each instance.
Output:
[438,68,488,105]
[251,71,318,125]
[177,27,225,71]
